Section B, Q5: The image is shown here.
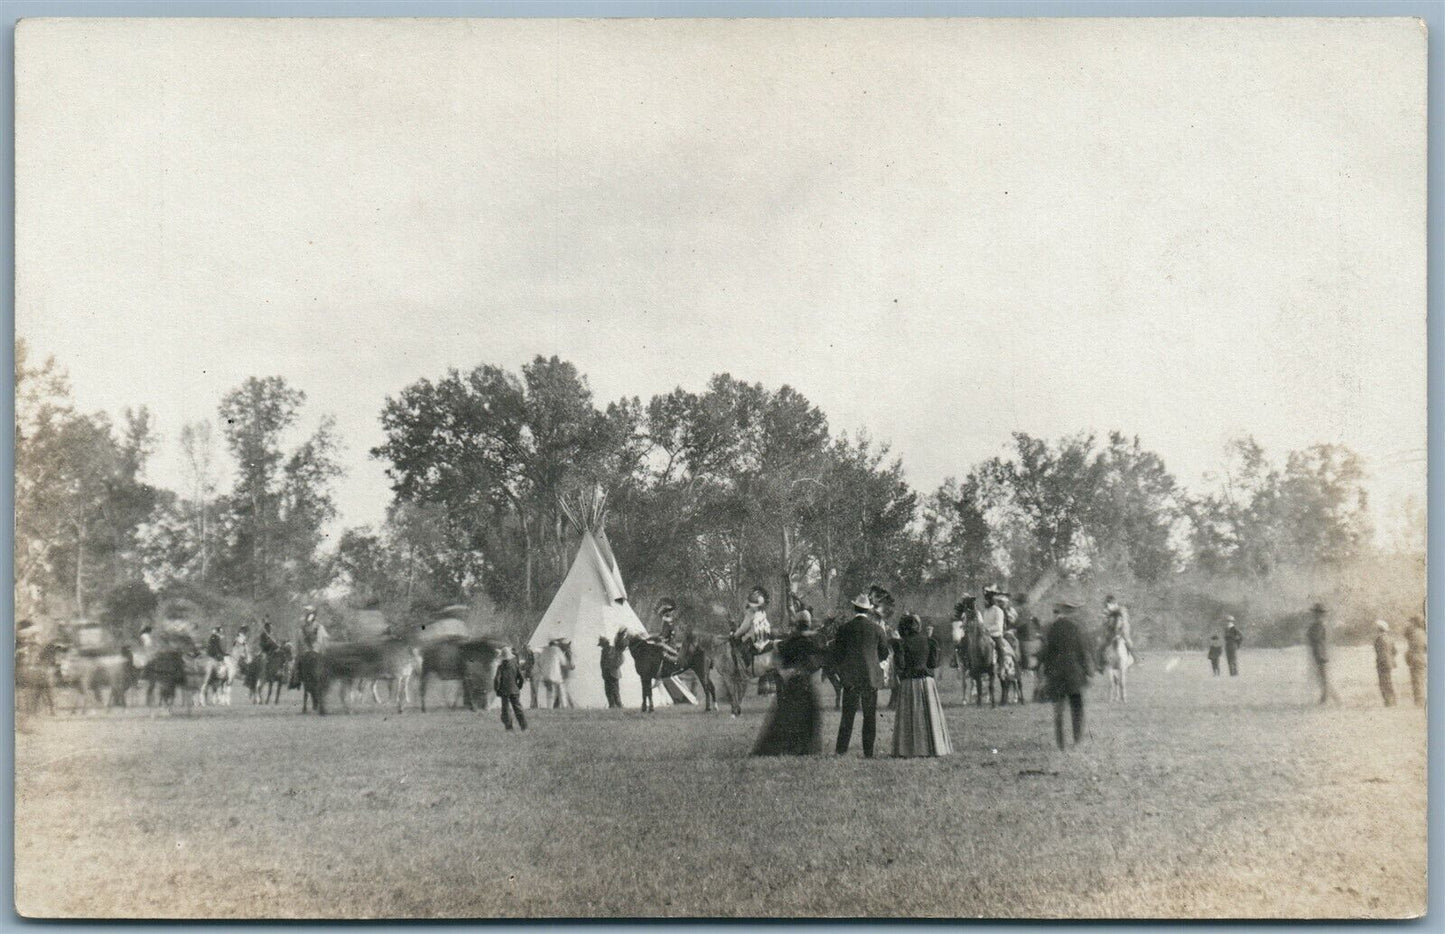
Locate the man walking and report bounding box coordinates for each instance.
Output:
[831,593,891,758]
[1223,616,1243,676]
[598,634,624,709]
[1307,603,1341,706]
[1042,601,1093,750]
[1373,620,1398,707]
[1405,615,1427,707]
[493,645,528,731]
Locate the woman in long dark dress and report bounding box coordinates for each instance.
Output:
[751,611,823,756]
[891,614,954,757]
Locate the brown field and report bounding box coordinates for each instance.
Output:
[13,645,1426,919]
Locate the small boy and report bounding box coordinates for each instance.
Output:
[1207,635,1223,676]
[494,645,528,731]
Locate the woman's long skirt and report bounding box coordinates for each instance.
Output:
[892,676,954,757]
[751,672,822,756]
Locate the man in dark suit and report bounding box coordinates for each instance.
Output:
[1042,601,1093,750]
[1223,616,1243,676]
[831,593,891,758]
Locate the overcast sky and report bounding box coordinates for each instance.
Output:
[16,17,1427,539]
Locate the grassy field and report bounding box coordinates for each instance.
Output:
[14,645,1427,919]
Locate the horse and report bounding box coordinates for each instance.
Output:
[961,618,998,708]
[16,643,60,715]
[259,645,294,704]
[419,638,502,712]
[711,636,780,717]
[203,655,239,706]
[1104,630,1133,702]
[998,632,1025,704]
[620,631,716,712]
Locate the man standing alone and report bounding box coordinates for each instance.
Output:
[493,645,528,731]
[831,593,890,759]
[1223,616,1243,677]
[1307,603,1341,706]
[1405,616,1427,707]
[598,635,624,709]
[1042,601,1093,750]
[1373,620,1398,707]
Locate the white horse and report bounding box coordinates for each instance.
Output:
[204,655,240,706]
[1105,631,1133,703]
[712,637,781,718]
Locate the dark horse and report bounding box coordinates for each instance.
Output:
[621,631,716,712]
[961,617,999,707]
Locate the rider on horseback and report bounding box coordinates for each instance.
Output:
[731,586,772,674]
[1099,595,1138,667]
[654,598,681,664]
[981,586,1010,672]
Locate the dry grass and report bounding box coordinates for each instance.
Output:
[14,645,1426,919]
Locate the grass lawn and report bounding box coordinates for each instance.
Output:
[14,645,1426,919]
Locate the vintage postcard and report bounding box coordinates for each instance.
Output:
[13,16,1427,919]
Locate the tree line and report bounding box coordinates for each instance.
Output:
[15,340,1421,647]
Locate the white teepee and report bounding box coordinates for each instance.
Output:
[527,491,661,708]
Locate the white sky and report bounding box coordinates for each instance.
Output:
[16,17,1428,538]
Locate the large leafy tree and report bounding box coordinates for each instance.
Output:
[215,377,341,601]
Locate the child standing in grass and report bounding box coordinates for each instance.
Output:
[494,645,528,731]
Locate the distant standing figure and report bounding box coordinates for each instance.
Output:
[1207,635,1223,676]
[831,593,891,759]
[1223,617,1243,676]
[1404,616,1427,707]
[1307,603,1341,706]
[493,646,528,731]
[752,611,824,756]
[598,635,624,709]
[1373,620,1397,707]
[539,639,574,709]
[891,614,953,757]
[1041,601,1094,750]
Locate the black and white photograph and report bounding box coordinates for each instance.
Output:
[12,14,1429,919]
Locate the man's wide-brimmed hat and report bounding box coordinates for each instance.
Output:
[1376,619,1390,631]
[500,645,515,657]
[1311,602,1327,615]
[851,593,875,612]
[983,584,1002,595]
[1053,600,1080,612]
[1224,615,1236,623]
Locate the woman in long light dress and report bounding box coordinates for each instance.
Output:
[891,614,954,757]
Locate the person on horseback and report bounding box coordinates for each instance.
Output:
[654,598,681,664]
[259,619,279,656]
[206,626,226,662]
[731,586,772,674]
[1099,595,1137,667]
[981,586,1009,671]
[231,626,251,663]
[300,606,329,653]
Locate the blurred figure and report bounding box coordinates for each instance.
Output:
[731,586,772,674]
[539,638,574,709]
[752,610,823,756]
[1404,615,1427,707]
[1307,603,1341,706]
[1042,601,1094,750]
[206,625,226,661]
[1373,620,1397,707]
[1207,634,1223,676]
[1223,616,1243,676]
